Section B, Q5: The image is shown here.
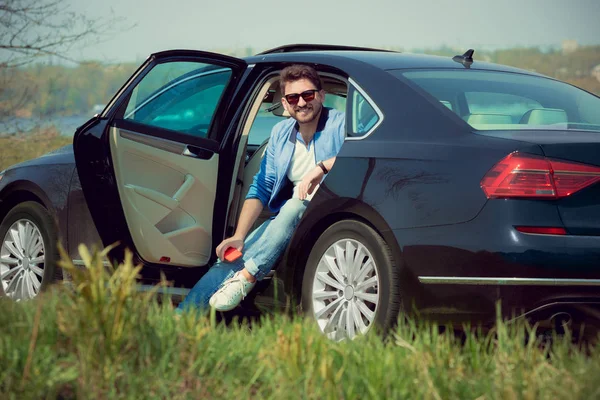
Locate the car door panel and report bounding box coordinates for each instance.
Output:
[74,51,247,268]
[109,127,218,266]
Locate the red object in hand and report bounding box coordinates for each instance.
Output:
[223,247,242,262]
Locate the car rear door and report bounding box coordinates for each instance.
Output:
[74,50,247,267]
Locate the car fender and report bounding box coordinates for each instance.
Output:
[0,165,75,249]
[0,178,55,218]
[280,192,404,299]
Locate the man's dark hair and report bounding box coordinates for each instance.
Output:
[279,64,323,95]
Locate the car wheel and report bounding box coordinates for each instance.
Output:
[301,220,402,340]
[0,201,59,300]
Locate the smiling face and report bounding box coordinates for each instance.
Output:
[281,78,326,125]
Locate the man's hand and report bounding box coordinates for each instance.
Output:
[216,236,244,261]
[298,166,324,200]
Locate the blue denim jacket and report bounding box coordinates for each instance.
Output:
[246,107,346,213]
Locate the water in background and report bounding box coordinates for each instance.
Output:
[0,114,94,137]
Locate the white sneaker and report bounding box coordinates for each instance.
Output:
[209,271,256,311]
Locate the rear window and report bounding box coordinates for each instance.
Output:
[394,70,600,133]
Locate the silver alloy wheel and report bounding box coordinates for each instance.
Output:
[0,219,46,300]
[311,238,380,340]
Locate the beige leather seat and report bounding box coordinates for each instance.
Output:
[520,108,567,125]
[240,139,269,201]
[233,81,292,229]
[239,139,276,229]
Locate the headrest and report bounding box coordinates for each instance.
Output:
[270,82,290,117]
[520,108,567,125]
[465,114,512,124]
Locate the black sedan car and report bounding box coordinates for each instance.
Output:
[1,45,600,340]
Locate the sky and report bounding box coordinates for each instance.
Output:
[65,0,600,63]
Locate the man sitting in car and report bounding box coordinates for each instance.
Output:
[177,64,346,312]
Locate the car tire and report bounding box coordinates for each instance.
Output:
[301,220,402,340]
[0,201,60,300]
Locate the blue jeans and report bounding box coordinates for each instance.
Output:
[177,198,308,313]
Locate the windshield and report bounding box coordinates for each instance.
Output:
[393,69,600,133]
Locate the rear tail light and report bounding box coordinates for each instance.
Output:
[481,152,600,199]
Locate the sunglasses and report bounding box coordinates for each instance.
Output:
[284,89,319,105]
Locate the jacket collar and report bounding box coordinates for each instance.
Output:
[288,107,331,144]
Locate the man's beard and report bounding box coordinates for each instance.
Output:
[293,103,322,125]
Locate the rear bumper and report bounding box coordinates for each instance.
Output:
[391,199,600,320]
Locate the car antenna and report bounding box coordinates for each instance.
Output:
[452,49,475,68]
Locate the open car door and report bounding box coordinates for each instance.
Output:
[74,50,247,267]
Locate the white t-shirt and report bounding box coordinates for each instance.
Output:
[287,137,318,201]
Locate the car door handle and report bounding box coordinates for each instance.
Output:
[182,145,213,160]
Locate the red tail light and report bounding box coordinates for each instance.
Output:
[481,152,600,199]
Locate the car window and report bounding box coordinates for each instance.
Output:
[323,91,346,113]
[246,89,347,146]
[247,104,287,146]
[123,62,232,138]
[465,92,542,122]
[348,87,380,137]
[396,70,600,133]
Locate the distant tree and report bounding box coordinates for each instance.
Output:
[0,0,129,67]
[0,0,130,121]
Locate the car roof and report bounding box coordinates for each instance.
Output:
[244,47,544,77]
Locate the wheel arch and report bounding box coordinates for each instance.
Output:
[280,197,404,301]
[0,181,53,224]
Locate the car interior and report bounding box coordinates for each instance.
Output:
[437,96,570,129]
[402,72,576,130]
[225,72,348,234]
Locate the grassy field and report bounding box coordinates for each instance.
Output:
[1,131,600,399]
[0,128,72,171]
[0,245,599,399]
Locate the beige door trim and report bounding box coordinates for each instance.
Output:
[109,127,219,267]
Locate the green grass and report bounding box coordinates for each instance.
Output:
[0,131,599,399]
[0,128,72,171]
[1,245,599,399]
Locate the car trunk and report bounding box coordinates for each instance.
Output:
[483,129,600,235]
